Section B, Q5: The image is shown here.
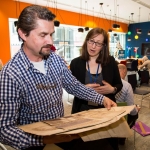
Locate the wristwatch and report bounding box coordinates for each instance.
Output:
[112,87,117,94]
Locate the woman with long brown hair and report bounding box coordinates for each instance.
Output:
[70,27,123,150]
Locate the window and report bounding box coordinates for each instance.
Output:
[109,32,126,58]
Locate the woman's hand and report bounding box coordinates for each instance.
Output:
[85,81,114,94]
[88,81,114,94]
[98,80,115,94]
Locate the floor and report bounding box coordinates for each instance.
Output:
[2,87,150,150]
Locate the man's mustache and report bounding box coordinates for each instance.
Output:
[41,44,52,49]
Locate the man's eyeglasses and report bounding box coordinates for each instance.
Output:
[88,39,104,47]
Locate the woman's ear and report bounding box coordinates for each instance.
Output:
[18,28,27,41]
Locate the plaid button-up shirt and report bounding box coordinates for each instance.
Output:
[0,49,104,149]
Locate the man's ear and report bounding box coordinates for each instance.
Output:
[18,28,27,41]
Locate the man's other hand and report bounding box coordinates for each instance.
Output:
[103,97,117,110]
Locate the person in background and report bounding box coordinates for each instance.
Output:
[0,5,116,150]
[70,27,123,150]
[115,64,140,145]
[138,55,150,76]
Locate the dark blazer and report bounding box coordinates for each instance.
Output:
[70,56,123,113]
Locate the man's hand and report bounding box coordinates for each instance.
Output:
[43,134,80,144]
[103,97,117,110]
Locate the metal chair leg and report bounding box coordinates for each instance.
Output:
[134,129,136,150]
[140,95,144,113]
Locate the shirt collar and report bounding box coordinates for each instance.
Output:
[19,47,53,70]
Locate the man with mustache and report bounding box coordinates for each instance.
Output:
[0,5,116,150]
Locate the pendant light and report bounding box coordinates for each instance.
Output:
[131,13,138,39]
[85,27,89,31]
[84,1,89,31]
[137,29,142,34]
[78,28,84,32]
[116,5,120,29]
[14,0,19,27]
[127,37,131,41]
[108,9,112,32]
[54,0,60,27]
[137,7,142,34]
[14,21,18,27]
[98,3,112,32]
[78,0,84,32]
[147,13,150,35]
[114,33,117,37]
[127,15,132,41]
[112,0,117,28]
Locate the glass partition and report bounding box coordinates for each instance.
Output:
[54,25,126,63]
[109,32,126,57]
[8,18,126,62]
[53,24,91,64]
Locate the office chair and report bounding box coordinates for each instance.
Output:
[120,60,127,66]
[128,74,150,110]
[139,70,149,85]
[127,59,138,72]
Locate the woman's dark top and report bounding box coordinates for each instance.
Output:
[70,56,123,114]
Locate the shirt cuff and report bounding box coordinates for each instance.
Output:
[29,134,44,147]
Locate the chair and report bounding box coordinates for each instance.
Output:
[127,74,150,110]
[126,59,138,72]
[127,74,137,91]
[138,70,149,85]
[134,89,150,109]
[120,60,127,66]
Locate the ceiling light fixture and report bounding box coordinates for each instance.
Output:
[108,9,112,32]
[112,0,120,29]
[54,20,60,27]
[84,1,89,31]
[113,33,117,36]
[84,27,89,31]
[112,23,117,28]
[54,0,60,27]
[14,0,19,27]
[127,16,131,35]
[78,28,84,32]
[14,21,18,27]
[147,13,150,35]
[137,29,142,34]
[116,5,120,29]
[136,7,142,34]
[127,37,131,41]
[78,0,84,32]
[108,29,112,32]
[131,13,134,23]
